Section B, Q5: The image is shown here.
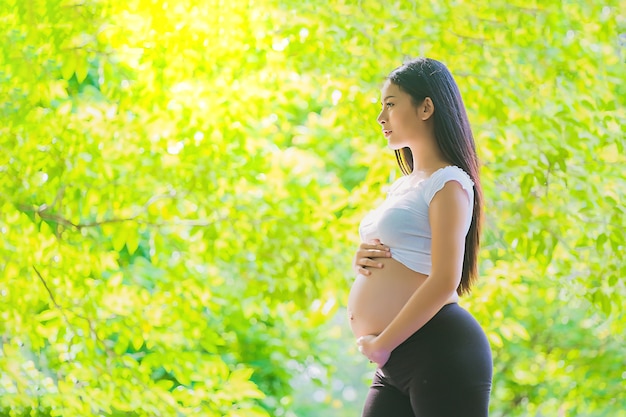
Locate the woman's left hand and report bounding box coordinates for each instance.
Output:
[356,335,391,368]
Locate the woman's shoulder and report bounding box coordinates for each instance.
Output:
[387,166,473,198]
[424,165,474,204]
[427,165,473,186]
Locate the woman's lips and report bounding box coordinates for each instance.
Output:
[383,130,392,138]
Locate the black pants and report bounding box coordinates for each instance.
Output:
[362,303,492,417]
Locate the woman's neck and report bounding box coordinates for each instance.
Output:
[408,144,449,177]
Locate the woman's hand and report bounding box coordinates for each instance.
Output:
[356,335,391,368]
[353,239,391,276]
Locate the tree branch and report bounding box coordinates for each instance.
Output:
[33,265,76,363]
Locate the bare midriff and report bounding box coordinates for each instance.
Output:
[347,257,459,338]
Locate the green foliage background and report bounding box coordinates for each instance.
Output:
[1,0,625,416]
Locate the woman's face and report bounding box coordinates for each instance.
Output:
[376,80,429,150]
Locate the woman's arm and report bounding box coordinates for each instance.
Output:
[357,180,471,366]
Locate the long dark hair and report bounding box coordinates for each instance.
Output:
[388,57,483,295]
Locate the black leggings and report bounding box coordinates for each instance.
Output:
[362,303,492,417]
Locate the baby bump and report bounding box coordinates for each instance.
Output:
[347,257,428,338]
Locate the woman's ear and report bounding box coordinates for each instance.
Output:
[421,97,435,121]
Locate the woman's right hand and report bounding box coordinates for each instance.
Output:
[353,239,391,276]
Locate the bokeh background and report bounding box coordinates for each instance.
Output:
[1,0,625,416]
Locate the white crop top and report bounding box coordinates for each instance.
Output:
[359,165,474,276]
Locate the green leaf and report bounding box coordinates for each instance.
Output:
[61,52,76,81]
[74,51,89,84]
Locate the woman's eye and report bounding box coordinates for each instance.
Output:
[385,102,394,108]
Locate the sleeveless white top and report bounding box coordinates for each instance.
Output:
[358,166,474,276]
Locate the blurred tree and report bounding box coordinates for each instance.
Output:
[1,0,625,416]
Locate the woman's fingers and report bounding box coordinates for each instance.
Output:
[356,267,370,276]
[360,257,383,268]
[356,248,391,259]
[355,258,384,276]
[360,242,390,251]
[353,242,391,275]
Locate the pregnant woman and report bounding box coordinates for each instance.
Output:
[347,57,492,416]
